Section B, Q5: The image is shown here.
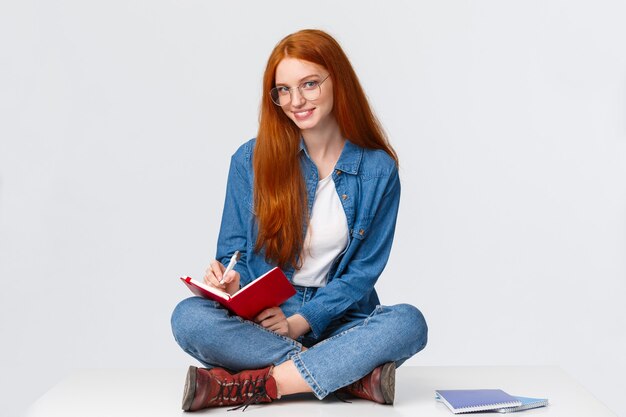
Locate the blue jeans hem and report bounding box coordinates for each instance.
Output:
[291,352,327,399]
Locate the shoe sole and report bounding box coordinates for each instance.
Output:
[182,365,197,411]
[380,362,396,405]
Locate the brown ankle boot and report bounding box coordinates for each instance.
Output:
[182,365,278,411]
[339,362,396,405]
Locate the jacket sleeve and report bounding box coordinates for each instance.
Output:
[215,151,253,286]
[296,166,401,337]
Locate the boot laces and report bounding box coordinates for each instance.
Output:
[220,375,268,412]
[333,391,352,403]
[349,378,370,397]
[335,377,370,403]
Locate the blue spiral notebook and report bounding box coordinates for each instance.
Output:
[435,389,523,414]
[496,396,549,413]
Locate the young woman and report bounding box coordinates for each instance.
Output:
[171,29,428,411]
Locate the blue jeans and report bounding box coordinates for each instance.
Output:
[170,287,427,399]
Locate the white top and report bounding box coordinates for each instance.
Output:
[291,174,349,287]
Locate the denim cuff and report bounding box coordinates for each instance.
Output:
[297,301,332,339]
[290,352,327,399]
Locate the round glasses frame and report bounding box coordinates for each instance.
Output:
[270,74,330,106]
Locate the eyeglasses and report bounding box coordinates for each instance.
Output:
[270,74,330,106]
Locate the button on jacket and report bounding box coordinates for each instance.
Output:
[216,138,401,338]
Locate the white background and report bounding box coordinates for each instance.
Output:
[1,1,625,416]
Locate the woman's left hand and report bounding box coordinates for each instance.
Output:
[254,307,289,336]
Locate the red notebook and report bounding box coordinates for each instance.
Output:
[180,267,296,320]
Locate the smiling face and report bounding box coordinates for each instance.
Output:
[274,57,335,133]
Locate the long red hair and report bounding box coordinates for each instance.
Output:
[254,29,398,269]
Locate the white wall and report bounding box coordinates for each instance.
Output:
[1,1,625,416]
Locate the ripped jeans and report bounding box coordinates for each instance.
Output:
[170,286,427,399]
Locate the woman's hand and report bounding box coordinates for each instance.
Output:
[254,309,311,340]
[203,259,240,296]
[254,307,289,336]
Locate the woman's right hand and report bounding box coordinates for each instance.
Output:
[204,259,240,295]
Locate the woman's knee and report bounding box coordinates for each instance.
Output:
[389,303,428,352]
[170,297,215,348]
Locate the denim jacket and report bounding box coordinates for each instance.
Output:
[216,138,401,338]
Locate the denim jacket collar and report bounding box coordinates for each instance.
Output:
[298,137,363,175]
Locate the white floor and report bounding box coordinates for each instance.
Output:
[26,366,616,417]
